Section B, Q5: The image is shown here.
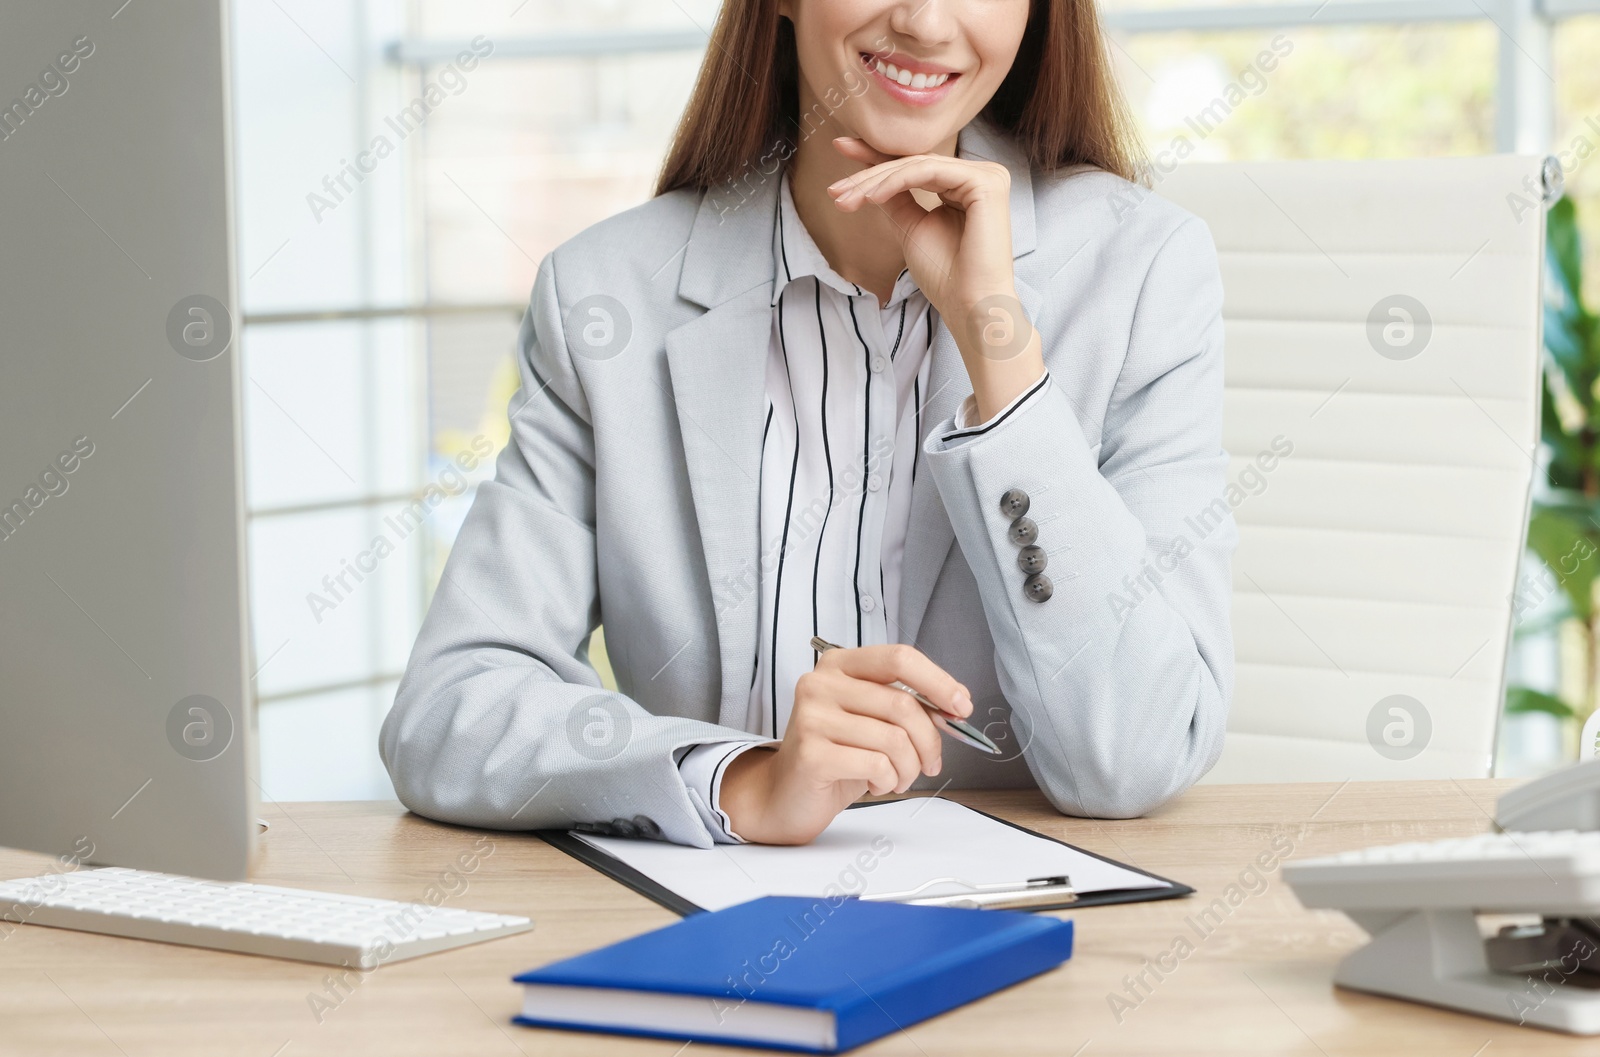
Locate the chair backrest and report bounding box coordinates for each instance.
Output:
[1157,156,1548,782]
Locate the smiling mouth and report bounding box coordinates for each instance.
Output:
[860,51,958,91]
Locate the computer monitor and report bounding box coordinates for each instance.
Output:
[0,0,255,880]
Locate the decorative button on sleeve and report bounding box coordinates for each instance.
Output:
[999,489,1051,603]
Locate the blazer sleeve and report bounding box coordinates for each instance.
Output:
[379,255,763,848]
[921,216,1236,819]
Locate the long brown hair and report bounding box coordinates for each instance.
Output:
[655,0,1144,196]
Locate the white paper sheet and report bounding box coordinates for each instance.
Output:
[573,797,1170,913]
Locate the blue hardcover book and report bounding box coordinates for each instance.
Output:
[512,895,1074,1053]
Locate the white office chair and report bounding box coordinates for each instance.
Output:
[1157,156,1554,782]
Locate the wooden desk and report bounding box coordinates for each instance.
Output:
[0,780,1584,1055]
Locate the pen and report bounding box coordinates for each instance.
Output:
[862,875,1078,910]
[809,636,1002,755]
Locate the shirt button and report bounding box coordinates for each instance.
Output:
[1018,545,1047,574]
[1000,489,1030,519]
[859,595,877,613]
[866,474,883,492]
[1008,517,1038,546]
[1024,574,1054,603]
[870,356,887,374]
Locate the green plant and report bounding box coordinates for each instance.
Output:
[1508,196,1600,725]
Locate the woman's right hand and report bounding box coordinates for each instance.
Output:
[718,644,973,845]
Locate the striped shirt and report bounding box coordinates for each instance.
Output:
[677,173,1049,842]
[748,175,937,737]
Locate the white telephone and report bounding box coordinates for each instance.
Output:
[1284,759,1600,1034]
[1497,757,1600,832]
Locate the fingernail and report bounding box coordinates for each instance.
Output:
[931,760,942,776]
[827,178,849,191]
[954,689,972,715]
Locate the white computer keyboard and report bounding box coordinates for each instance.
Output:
[0,867,531,967]
[1285,829,1600,912]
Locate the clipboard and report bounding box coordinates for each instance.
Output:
[537,797,1193,916]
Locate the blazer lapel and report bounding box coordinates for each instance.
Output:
[898,325,967,647]
[665,291,772,728]
[666,176,780,728]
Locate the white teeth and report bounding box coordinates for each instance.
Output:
[871,57,951,90]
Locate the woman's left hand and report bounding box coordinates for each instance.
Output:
[828,137,1044,420]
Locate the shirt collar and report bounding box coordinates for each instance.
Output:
[770,172,921,308]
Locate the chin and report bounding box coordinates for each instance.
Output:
[851,116,963,159]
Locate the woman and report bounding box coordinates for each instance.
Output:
[381,0,1235,847]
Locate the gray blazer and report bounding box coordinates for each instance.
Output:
[380,120,1236,847]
